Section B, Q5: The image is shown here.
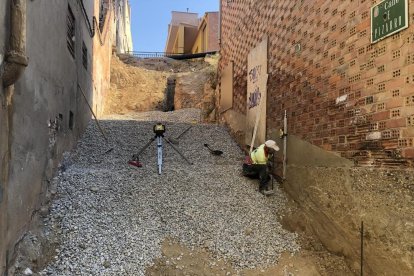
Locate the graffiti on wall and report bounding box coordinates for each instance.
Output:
[248,86,261,109]
[245,37,268,147]
[248,65,262,84]
[248,65,263,109]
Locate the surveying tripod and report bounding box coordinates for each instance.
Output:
[128,123,192,174]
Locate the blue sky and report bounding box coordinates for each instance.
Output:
[130,0,219,52]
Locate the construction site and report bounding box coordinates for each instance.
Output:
[1,0,414,275]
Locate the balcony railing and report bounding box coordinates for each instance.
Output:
[127,51,218,60]
[127,52,182,58]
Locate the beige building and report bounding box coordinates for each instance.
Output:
[165,11,199,54]
[165,11,219,55]
[113,0,133,53]
[191,12,220,54]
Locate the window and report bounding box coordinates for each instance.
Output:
[82,42,88,70]
[67,5,75,57]
[69,111,74,130]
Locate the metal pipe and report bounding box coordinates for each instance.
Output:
[157,136,163,175]
[78,84,109,143]
[361,221,364,276]
[218,0,222,46]
[1,1,28,269]
[283,110,287,179]
[164,137,193,165]
[2,0,28,88]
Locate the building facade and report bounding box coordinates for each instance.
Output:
[165,11,220,55]
[113,0,133,54]
[0,0,117,273]
[165,11,199,54]
[191,12,220,54]
[218,0,414,274]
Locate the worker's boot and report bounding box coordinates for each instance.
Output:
[260,180,275,196]
[259,183,267,195]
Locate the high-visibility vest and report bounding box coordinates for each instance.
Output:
[250,144,268,165]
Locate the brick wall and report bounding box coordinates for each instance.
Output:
[219,0,414,167]
[207,12,220,52]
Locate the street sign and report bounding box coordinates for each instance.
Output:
[371,0,409,43]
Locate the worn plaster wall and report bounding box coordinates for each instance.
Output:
[93,0,114,117]
[0,1,9,273]
[1,0,94,273]
[218,0,414,274]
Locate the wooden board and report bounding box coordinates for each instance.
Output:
[245,37,268,148]
[219,62,233,113]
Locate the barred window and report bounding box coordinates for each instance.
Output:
[69,111,74,130]
[82,42,88,70]
[67,5,75,58]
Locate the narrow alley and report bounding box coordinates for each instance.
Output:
[7,50,352,275]
[2,1,414,275]
[8,53,353,275]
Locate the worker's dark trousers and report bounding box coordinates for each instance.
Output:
[242,164,270,191]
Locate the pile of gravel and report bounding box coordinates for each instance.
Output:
[102,108,202,123]
[39,109,299,275]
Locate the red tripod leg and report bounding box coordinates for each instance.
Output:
[128,160,142,168]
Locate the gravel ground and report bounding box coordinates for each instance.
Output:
[39,108,300,275]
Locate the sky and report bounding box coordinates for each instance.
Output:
[130,0,219,52]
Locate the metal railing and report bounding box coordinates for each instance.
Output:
[127,51,218,60]
[127,52,182,58]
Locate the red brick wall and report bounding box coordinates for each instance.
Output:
[219,0,414,167]
[207,12,220,52]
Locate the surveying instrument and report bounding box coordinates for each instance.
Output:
[128,123,192,174]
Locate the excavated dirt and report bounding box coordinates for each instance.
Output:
[146,237,350,276]
[104,55,169,114]
[281,166,414,275]
[118,54,210,73]
[105,54,218,122]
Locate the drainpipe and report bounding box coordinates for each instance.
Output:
[283,110,287,179]
[2,0,29,88]
[218,0,221,47]
[1,1,27,273]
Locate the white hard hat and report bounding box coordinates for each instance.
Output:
[265,140,280,151]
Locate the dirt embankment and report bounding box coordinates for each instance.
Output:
[282,166,414,275]
[103,55,169,114]
[104,54,218,122]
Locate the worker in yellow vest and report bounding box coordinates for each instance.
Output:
[242,140,279,195]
